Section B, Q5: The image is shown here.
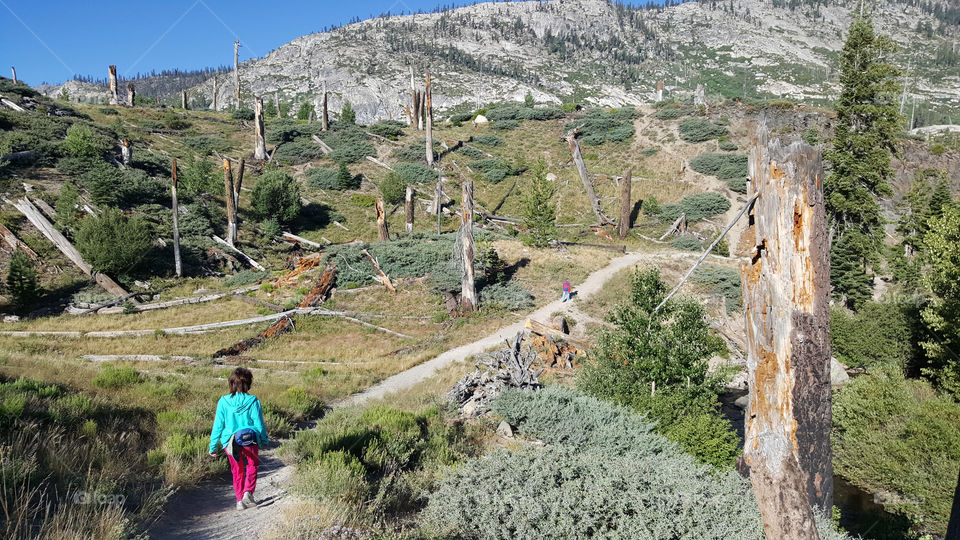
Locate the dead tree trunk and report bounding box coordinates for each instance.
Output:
[376,197,390,242]
[212,76,218,110]
[405,185,414,233]
[126,83,135,107]
[740,126,832,539]
[0,224,39,261]
[321,80,329,132]
[461,181,477,311]
[695,83,707,113]
[406,104,412,126]
[10,66,16,84]
[108,65,119,105]
[618,168,632,239]
[234,39,241,110]
[566,131,613,226]
[120,139,132,166]
[171,160,183,277]
[234,158,244,210]
[253,97,266,160]
[223,159,237,247]
[656,80,663,102]
[181,90,187,110]
[425,74,434,165]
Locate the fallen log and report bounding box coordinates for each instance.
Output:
[213,315,295,358]
[82,354,196,364]
[311,134,333,154]
[549,240,626,254]
[0,96,25,112]
[659,213,687,240]
[366,155,394,171]
[92,284,261,315]
[333,221,350,231]
[282,232,324,249]
[232,293,284,313]
[361,249,396,293]
[211,235,266,271]
[0,223,39,261]
[524,318,589,349]
[0,150,35,162]
[299,264,337,307]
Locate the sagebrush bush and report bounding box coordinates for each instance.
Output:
[659,192,731,222]
[367,122,405,140]
[273,140,326,165]
[76,208,152,275]
[326,234,457,286]
[718,140,738,151]
[678,118,728,142]
[492,119,520,131]
[251,170,301,224]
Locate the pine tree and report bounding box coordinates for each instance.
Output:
[920,205,960,398]
[824,14,901,308]
[6,250,39,313]
[520,158,557,248]
[340,101,356,124]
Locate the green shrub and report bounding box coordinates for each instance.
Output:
[458,146,485,159]
[329,141,375,164]
[379,172,407,205]
[718,140,738,151]
[162,112,191,131]
[517,107,565,121]
[5,250,39,313]
[223,269,269,287]
[391,146,425,162]
[830,302,922,372]
[251,170,301,224]
[340,101,356,124]
[659,192,731,223]
[802,128,821,146]
[564,107,639,145]
[231,108,255,121]
[655,107,688,119]
[492,119,520,131]
[671,236,702,251]
[351,194,375,208]
[92,365,143,389]
[394,162,436,184]
[448,113,474,125]
[294,450,368,504]
[472,134,503,147]
[273,140,326,165]
[470,158,515,184]
[179,155,222,195]
[63,123,112,158]
[479,282,534,310]
[678,118,728,142]
[296,102,314,121]
[834,373,960,536]
[367,122,404,140]
[273,387,323,422]
[692,265,742,313]
[325,234,462,286]
[98,107,119,116]
[266,118,310,144]
[76,208,152,275]
[690,153,748,180]
[643,196,660,216]
[183,135,231,156]
[305,166,339,190]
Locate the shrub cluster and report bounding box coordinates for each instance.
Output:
[75,208,152,276]
[183,135,232,156]
[367,122,405,140]
[307,164,360,191]
[478,282,534,310]
[470,158,518,184]
[379,172,407,205]
[690,153,748,192]
[692,265,742,313]
[273,140,327,165]
[491,119,520,131]
[658,192,731,223]
[325,234,459,286]
[830,302,922,372]
[251,170,301,224]
[564,108,639,145]
[394,162,436,184]
[472,134,503,147]
[678,118,729,142]
[671,236,702,252]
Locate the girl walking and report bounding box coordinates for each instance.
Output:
[209,367,269,511]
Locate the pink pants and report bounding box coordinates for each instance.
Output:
[227,445,259,501]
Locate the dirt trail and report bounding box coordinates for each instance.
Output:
[147,248,723,539]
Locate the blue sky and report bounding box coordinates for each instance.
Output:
[0,0,515,85]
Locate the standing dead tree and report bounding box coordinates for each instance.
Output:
[434,168,443,234]
[223,159,237,246]
[376,197,391,242]
[566,130,613,227]
[120,139,132,166]
[321,80,329,132]
[425,73,434,166]
[126,82,135,107]
[10,66,16,84]
[181,90,187,110]
[460,181,477,310]
[741,126,832,539]
[212,76,218,110]
[171,160,183,277]
[233,39,241,110]
[618,168,632,239]
[234,158,245,210]
[253,97,266,160]
[107,65,119,105]
[405,185,415,233]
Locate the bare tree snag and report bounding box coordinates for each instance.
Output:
[120,139,132,166]
[108,65,119,105]
[10,66,16,84]
[566,131,613,226]
[375,197,391,242]
[171,160,183,277]
[405,185,414,233]
[361,249,396,293]
[253,97,266,160]
[460,180,477,311]
[656,80,663,102]
[181,90,187,110]
[618,168,632,239]
[741,127,832,539]
[425,73,434,166]
[695,83,708,113]
[406,104,412,126]
[321,80,329,132]
[212,75,218,110]
[234,158,245,210]
[0,223,38,261]
[223,159,237,246]
[126,82,135,107]
[234,39,241,109]
[212,235,265,270]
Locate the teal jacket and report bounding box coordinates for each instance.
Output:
[209,392,269,453]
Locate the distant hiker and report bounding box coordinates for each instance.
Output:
[562,279,572,302]
[209,367,269,511]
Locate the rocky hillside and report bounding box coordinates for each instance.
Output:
[41,0,959,123]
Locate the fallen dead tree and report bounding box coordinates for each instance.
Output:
[447,332,542,417]
[212,235,266,271]
[0,223,39,261]
[69,284,261,315]
[524,318,589,350]
[361,249,396,293]
[549,240,626,254]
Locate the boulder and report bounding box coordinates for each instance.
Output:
[473,114,489,124]
[496,420,514,438]
[830,357,850,386]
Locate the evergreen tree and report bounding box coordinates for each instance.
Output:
[520,158,557,247]
[920,205,960,398]
[340,101,356,124]
[6,249,39,313]
[263,99,278,117]
[824,15,901,308]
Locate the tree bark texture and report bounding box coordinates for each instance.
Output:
[223,160,237,246]
[376,197,390,242]
[740,126,832,540]
[947,466,960,540]
[108,65,119,105]
[618,168,632,239]
[425,74,434,165]
[460,180,477,311]
[171,160,183,277]
[405,185,414,233]
[254,97,266,160]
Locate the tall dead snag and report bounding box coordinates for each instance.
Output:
[212,76,218,110]
[695,83,708,113]
[405,185,414,233]
[234,158,244,210]
[10,66,16,84]
[223,160,237,247]
[120,139,132,166]
[126,83,135,107]
[253,97,266,160]
[375,197,390,242]
[171,160,183,277]
[107,65,119,105]
[741,127,832,539]
[274,91,281,118]
[233,39,241,109]
[656,80,663,102]
[425,73,434,166]
[618,168,632,239]
[321,80,329,132]
[566,131,613,226]
[460,181,477,311]
[181,90,187,110]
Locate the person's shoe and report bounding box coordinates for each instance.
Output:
[236,500,245,511]
[241,491,258,508]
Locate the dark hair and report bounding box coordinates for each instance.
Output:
[228,367,253,396]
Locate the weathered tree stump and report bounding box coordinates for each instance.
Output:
[233,39,241,109]
[107,65,119,105]
[223,160,237,246]
[120,139,132,166]
[181,90,187,110]
[740,126,832,539]
[567,130,613,226]
[212,75,218,110]
[254,97,266,160]
[405,185,414,233]
[461,181,477,311]
[126,82,135,107]
[375,197,390,242]
[321,80,329,132]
